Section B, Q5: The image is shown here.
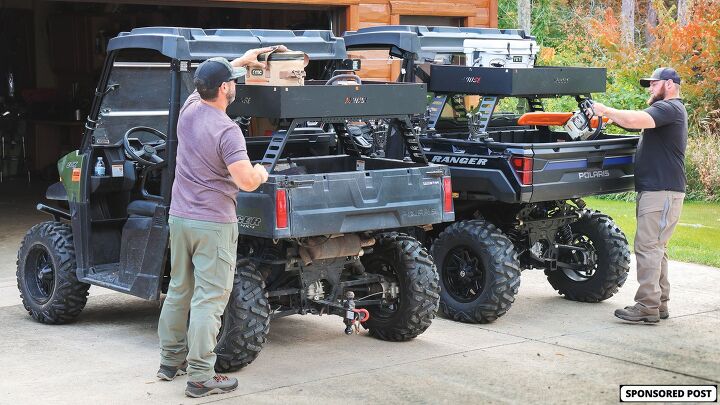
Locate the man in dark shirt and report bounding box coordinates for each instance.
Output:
[593,67,687,323]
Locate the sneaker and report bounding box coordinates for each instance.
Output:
[157,361,188,381]
[614,304,659,323]
[659,303,669,320]
[185,375,239,398]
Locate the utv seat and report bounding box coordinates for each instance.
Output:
[127,200,158,217]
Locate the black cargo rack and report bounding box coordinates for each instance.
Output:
[228,80,429,171]
[428,66,607,96]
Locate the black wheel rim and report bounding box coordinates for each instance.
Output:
[24,245,55,304]
[560,233,598,282]
[442,247,485,303]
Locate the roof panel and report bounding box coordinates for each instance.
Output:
[107,27,347,60]
[344,25,534,60]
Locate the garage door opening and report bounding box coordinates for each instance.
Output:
[0,1,343,183]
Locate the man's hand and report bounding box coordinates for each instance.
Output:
[586,102,656,130]
[254,163,269,184]
[591,102,611,116]
[231,45,289,69]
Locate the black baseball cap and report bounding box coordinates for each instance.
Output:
[194,57,246,89]
[640,67,681,87]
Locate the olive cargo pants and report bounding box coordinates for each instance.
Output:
[158,216,238,382]
[633,191,685,310]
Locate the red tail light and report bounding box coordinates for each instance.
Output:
[511,156,533,185]
[442,176,454,213]
[275,189,288,229]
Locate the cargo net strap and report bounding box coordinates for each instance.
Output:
[528,97,545,112]
[468,96,498,141]
[261,120,300,173]
[400,118,428,164]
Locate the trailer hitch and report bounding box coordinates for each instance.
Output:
[342,291,370,335]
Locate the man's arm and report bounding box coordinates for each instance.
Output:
[591,102,656,130]
[230,45,288,69]
[228,160,269,192]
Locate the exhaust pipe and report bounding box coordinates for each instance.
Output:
[298,235,375,265]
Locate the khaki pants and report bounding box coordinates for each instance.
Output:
[158,216,238,382]
[634,191,684,310]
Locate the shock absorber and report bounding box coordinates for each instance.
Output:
[558,224,573,245]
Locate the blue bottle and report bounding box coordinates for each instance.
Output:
[94,157,106,177]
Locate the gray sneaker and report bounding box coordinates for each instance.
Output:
[614,304,660,323]
[157,361,188,381]
[659,303,669,320]
[185,375,239,398]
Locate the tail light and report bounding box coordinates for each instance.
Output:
[442,176,454,213]
[511,156,533,185]
[275,189,288,229]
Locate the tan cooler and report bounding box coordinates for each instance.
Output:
[246,49,309,86]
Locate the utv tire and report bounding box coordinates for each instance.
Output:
[546,210,630,302]
[16,221,89,324]
[431,220,521,324]
[360,232,440,341]
[215,260,270,372]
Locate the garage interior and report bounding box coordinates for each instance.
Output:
[0,0,342,186]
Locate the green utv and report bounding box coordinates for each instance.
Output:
[16,28,455,371]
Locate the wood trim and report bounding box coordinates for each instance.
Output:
[346,4,360,31]
[389,1,477,17]
[489,0,498,27]
[211,0,359,6]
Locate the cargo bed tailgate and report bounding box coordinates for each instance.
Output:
[235,156,454,238]
[526,134,639,202]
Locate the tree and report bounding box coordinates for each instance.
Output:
[645,0,657,46]
[677,0,690,27]
[518,0,531,34]
[621,0,635,47]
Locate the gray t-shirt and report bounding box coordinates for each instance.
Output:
[635,98,687,192]
[169,91,249,223]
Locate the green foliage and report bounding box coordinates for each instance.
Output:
[586,197,720,267]
[499,0,720,200]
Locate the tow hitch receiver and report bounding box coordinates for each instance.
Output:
[343,291,370,335]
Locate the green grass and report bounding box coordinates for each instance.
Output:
[584,197,720,268]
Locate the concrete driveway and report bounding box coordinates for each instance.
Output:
[1,185,718,404]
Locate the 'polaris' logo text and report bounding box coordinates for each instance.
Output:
[237,216,262,229]
[579,170,610,179]
[465,77,482,84]
[344,96,367,104]
[431,155,488,166]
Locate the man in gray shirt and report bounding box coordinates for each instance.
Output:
[156,46,283,397]
[593,67,687,324]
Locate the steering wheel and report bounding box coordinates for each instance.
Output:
[123,126,167,166]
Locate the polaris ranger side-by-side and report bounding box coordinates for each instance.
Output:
[16,28,454,370]
[344,25,636,323]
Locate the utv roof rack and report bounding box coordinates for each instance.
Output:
[107,27,347,61]
[343,25,534,60]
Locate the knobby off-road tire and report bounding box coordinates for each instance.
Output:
[546,210,630,302]
[16,221,90,324]
[431,220,521,324]
[360,232,440,341]
[215,260,271,372]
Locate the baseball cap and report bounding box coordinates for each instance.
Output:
[640,67,681,87]
[194,57,247,89]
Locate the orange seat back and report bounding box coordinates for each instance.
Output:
[517,112,573,126]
